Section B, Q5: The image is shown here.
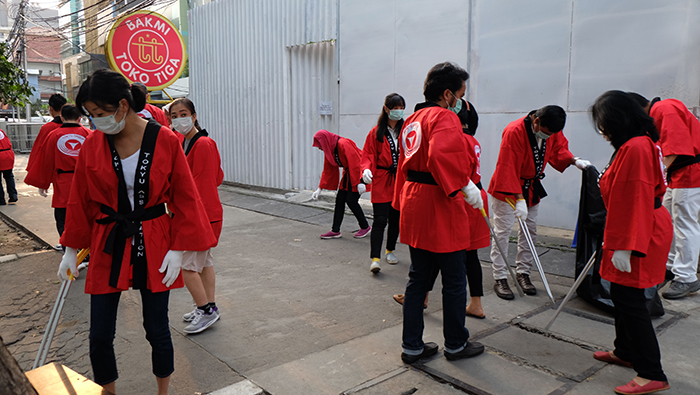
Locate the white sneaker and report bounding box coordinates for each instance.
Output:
[385,252,398,265]
[182,307,199,322]
[183,308,220,334]
[370,260,381,273]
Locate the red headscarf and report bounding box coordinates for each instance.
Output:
[312,129,340,164]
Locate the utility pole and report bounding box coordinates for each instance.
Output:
[18,0,31,122]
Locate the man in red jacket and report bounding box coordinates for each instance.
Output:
[629,93,700,299]
[0,127,16,204]
[132,82,171,127]
[488,106,590,300]
[27,93,66,172]
[393,62,484,363]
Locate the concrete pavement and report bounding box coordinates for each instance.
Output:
[2,153,699,394]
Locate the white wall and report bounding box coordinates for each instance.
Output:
[190,0,700,229]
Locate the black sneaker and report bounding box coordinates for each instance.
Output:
[8,197,17,203]
[401,342,438,364]
[444,341,485,361]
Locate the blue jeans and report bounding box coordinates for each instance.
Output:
[89,289,174,385]
[402,247,469,354]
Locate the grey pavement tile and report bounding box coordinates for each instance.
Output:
[350,369,465,395]
[423,349,565,395]
[478,327,601,381]
[522,309,615,350]
[563,365,640,395]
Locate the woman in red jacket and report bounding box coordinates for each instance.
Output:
[170,98,224,335]
[59,69,216,395]
[591,90,672,395]
[360,93,404,273]
[312,129,370,239]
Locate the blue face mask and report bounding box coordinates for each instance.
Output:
[448,92,462,114]
[388,109,404,121]
[535,130,551,140]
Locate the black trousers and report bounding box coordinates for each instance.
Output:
[610,282,667,382]
[0,169,17,202]
[428,249,484,297]
[89,289,174,385]
[331,189,369,232]
[54,207,66,237]
[370,202,400,258]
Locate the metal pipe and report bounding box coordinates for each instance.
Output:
[545,251,597,331]
[480,208,524,297]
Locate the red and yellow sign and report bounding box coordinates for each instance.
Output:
[105,10,186,90]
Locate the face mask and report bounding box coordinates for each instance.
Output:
[535,130,551,140]
[92,109,125,135]
[447,92,462,114]
[172,116,194,135]
[388,109,404,121]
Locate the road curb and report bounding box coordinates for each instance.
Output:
[0,209,53,250]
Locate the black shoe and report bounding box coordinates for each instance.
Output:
[516,273,537,295]
[444,341,485,361]
[660,269,674,289]
[494,279,514,300]
[0,201,6,205]
[401,342,438,364]
[8,197,17,203]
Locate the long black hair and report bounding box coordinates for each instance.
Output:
[591,90,659,150]
[75,69,147,116]
[376,93,405,142]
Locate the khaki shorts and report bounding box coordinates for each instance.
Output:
[182,249,215,273]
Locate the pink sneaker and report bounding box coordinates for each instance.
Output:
[320,231,342,239]
[354,226,371,238]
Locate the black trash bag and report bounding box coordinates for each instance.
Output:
[574,166,665,317]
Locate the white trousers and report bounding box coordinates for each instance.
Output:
[489,198,539,280]
[663,187,700,283]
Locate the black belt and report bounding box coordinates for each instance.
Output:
[95,203,167,288]
[655,197,661,209]
[57,169,74,174]
[407,170,437,185]
[0,148,10,152]
[667,154,700,179]
[377,165,397,175]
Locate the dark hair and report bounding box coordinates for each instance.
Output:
[423,62,469,103]
[48,94,67,112]
[534,105,567,133]
[375,93,405,141]
[591,90,659,150]
[626,92,650,108]
[61,104,82,121]
[75,69,147,116]
[170,98,202,131]
[457,99,479,136]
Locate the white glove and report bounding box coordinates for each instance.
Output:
[311,188,321,200]
[38,188,48,197]
[357,184,367,194]
[362,169,373,184]
[461,180,483,210]
[514,199,528,219]
[575,159,592,170]
[57,247,78,281]
[612,250,632,273]
[159,250,183,287]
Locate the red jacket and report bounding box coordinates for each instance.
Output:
[24,124,90,208]
[138,103,171,128]
[599,136,672,289]
[319,138,365,192]
[27,117,62,171]
[649,98,700,188]
[392,105,476,253]
[0,129,14,171]
[178,132,224,242]
[464,134,490,250]
[488,115,574,205]
[360,126,399,203]
[60,126,216,294]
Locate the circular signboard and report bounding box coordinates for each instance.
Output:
[105,10,187,91]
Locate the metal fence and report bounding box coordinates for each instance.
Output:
[1,123,44,153]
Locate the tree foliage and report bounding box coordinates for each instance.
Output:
[0,42,34,107]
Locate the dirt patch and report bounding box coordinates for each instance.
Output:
[0,219,46,256]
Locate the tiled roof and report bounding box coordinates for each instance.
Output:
[26,29,61,64]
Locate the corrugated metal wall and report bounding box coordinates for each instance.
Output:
[188,0,337,190]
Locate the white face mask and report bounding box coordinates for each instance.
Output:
[92,109,125,135]
[171,116,194,135]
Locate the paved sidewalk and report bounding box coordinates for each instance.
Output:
[2,154,699,395]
